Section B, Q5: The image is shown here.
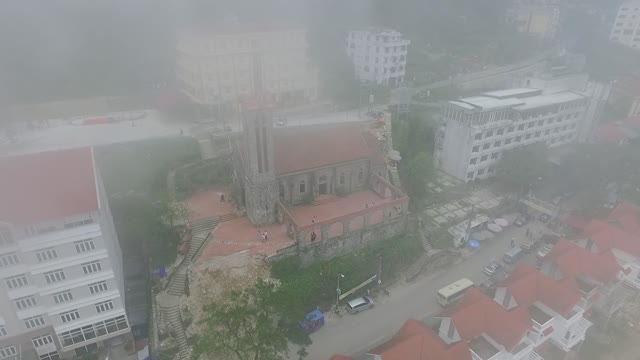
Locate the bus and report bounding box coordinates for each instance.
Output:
[437,278,475,307]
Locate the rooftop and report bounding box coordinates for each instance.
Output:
[529,304,553,325]
[0,147,99,225]
[512,91,584,111]
[448,88,585,113]
[482,88,541,99]
[469,335,500,360]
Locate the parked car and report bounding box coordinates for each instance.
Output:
[483,260,503,276]
[539,213,551,222]
[520,241,539,252]
[346,296,375,314]
[479,278,497,292]
[514,217,528,227]
[536,244,554,259]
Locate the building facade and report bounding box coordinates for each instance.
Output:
[346,29,410,86]
[0,148,129,359]
[176,25,319,108]
[610,1,640,50]
[507,3,561,39]
[435,88,590,182]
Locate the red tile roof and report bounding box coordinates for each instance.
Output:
[0,148,99,225]
[503,263,580,317]
[564,214,590,230]
[586,219,640,257]
[547,240,621,284]
[367,319,471,360]
[273,125,382,176]
[329,356,354,360]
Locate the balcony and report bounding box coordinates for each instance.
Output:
[551,317,592,351]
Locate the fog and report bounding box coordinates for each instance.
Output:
[1,1,639,360]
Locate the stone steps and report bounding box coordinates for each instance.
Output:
[404,229,435,281]
[389,168,402,188]
[160,303,190,359]
[167,269,187,296]
[220,213,239,222]
[191,217,221,234]
[313,195,340,206]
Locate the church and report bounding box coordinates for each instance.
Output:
[231,94,389,226]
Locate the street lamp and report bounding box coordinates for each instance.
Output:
[335,273,345,311]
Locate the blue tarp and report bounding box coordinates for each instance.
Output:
[299,309,324,333]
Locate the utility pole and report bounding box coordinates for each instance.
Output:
[464,204,476,248]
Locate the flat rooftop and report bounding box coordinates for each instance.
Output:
[448,88,585,113]
[469,335,500,360]
[529,304,553,325]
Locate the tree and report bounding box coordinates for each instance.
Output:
[194,280,311,360]
[159,200,189,228]
[496,144,551,194]
[400,152,435,211]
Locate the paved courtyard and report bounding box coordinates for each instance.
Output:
[184,188,235,221]
[425,187,503,226]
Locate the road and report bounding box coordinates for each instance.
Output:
[300,219,550,360]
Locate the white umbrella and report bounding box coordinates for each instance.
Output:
[494,218,508,227]
[487,223,503,233]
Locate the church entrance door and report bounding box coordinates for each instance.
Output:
[318,175,328,195]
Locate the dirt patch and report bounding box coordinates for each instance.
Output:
[183,251,271,337]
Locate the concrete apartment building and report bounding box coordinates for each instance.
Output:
[435,88,590,182]
[507,2,561,39]
[176,24,319,109]
[610,1,640,50]
[0,148,129,359]
[346,29,410,87]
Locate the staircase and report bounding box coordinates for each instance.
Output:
[220,213,239,222]
[157,220,218,360]
[191,217,220,234]
[313,195,341,206]
[403,228,436,281]
[389,168,402,188]
[159,303,191,360]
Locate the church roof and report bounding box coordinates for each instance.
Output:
[272,124,382,176]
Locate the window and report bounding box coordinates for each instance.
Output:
[544,129,551,135]
[88,281,108,295]
[339,173,345,185]
[64,219,93,229]
[507,126,515,133]
[5,274,28,289]
[61,310,80,323]
[44,269,65,284]
[59,315,128,347]
[485,130,494,137]
[480,155,488,162]
[562,125,568,131]
[469,158,478,165]
[53,290,73,304]
[547,118,554,124]
[538,120,544,126]
[515,136,522,142]
[299,181,306,193]
[528,122,535,128]
[505,138,512,145]
[494,140,501,147]
[477,168,485,175]
[32,334,54,348]
[0,346,16,359]
[15,295,37,310]
[467,172,474,179]
[0,253,19,267]
[535,131,541,138]
[74,239,96,254]
[571,123,577,129]
[24,315,46,329]
[82,261,102,275]
[472,145,480,152]
[482,143,490,150]
[0,229,13,246]
[95,300,114,313]
[36,248,58,263]
[39,352,61,360]
[491,153,499,160]
[474,133,482,140]
[0,326,6,337]
[497,128,504,135]
[554,127,560,133]
[518,124,525,131]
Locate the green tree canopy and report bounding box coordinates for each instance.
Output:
[194,279,311,360]
[400,152,435,211]
[496,144,551,194]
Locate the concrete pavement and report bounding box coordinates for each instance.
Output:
[300,218,550,360]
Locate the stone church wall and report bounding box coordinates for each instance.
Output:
[297,215,408,266]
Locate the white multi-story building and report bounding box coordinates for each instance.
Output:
[177,24,318,108]
[0,148,129,359]
[435,88,589,182]
[346,28,410,86]
[610,1,640,49]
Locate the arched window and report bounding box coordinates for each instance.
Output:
[299,180,306,194]
[339,173,345,185]
[279,183,285,199]
[358,169,364,182]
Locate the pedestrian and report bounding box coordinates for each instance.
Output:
[312,216,316,223]
[220,193,225,203]
[219,192,223,202]
[510,239,515,248]
[311,231,316,242]
[263,230,268,241]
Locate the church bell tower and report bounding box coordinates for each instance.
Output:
[241,94,279,225]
